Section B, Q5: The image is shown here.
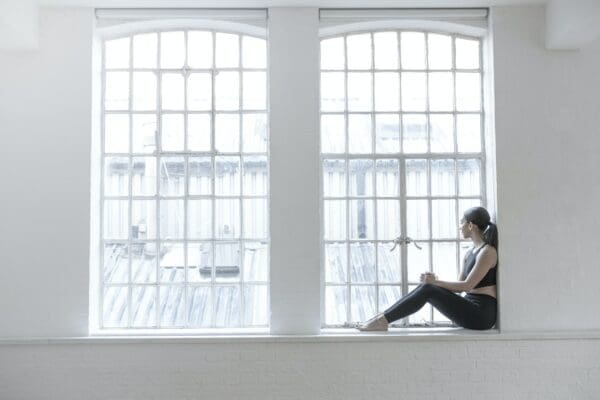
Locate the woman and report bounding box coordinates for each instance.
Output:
[358,206,498,331]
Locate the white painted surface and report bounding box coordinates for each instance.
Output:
[545,0,600,50]
[0,0,39,50]
[269,8,321,335]
[1,5,600,398]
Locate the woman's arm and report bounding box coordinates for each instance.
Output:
[422,246,497,292]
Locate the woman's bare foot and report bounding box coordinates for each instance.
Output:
[357,314,389,331]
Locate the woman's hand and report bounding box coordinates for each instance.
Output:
[420,272,438,284]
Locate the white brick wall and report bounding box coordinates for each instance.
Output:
[1,339,599,399]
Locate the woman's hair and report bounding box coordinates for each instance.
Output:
[464,206,498,249]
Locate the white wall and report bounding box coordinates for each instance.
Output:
[1,5,600,399]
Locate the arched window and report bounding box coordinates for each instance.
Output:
[320,29,486,327]
[98,26,268,330]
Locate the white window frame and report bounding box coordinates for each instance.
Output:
[90,9,497,335]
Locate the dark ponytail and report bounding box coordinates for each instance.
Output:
[464,207,499,249]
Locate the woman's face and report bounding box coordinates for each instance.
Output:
[459,217,471,239]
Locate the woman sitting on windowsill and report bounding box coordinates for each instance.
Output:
[358,206,498,331]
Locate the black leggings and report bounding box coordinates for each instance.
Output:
[383,284,497,330]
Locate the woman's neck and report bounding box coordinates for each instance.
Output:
[471,236,485,248]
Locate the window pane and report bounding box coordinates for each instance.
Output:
[325,286,347,325]
[401,32,425,69]
[242,113,268,153]
[105,37,129,69]
[131,286,157,328]
[133,33,157,69]
[347,33,371,70]
[320,37,344,70]
[456,73,481,111]
[188,199,212,239]
[243,156,268,196]
[214,285,241,327]
[406,199,429,239]
[161,114,184,152]
[430,114,454,153]
[407,242,429,283]
[321,114,345,154]
[242,36,266,68]
[377,200,400,240]
[348,114,372,154]
[243,198,268,239]
[375,159,399,197]
[458,159,481,196]
[349,159,373,197]
[347,72,372,111]
[428,72,453,112]
[103,243,128,284]
[187,73,212,111]
[374,73,400,112]
[325,242,347,283]
[132,243,157,283]
[215,199,240,239]
[160,31,185,69]
[160,200,184,239]
[401,72,426,111]
[104,200,128,239]
[104,156,129,196]
[105,72,129,110]
[160,157,185,196]
[188,242,212,283]
[456,38,480,69]
[188,31,212,69]
[215,33,239,68]
[159,285,185,327]
[350,285,376,322]
[105,114,129,153]
[188,156,212,195]
[215,114,240,153]
[132,200,156,240]
[187,286,212,327]
[432,242,457,281]
[187,114,211,152]
[161,73,184,110]
[160,242,185,282]
[405,159,428,196]
[243,71,267,110]
[215,156,241,196]
[431,159,456,196]
[457,114,482,153]
[378,243,400,282]
[132,72,157,111]
[324,200,346,240]
[132,114,156,154]
[321,72,345,112]
[350,242,375,282]
[349,200,374,240]
[428,34,452,70]
[132,157,157,196]
[244,285,268,326]
[432,199,457,239]
[243,242,268,282]
[215,71,240,111]
[215,243,240,282]
[375,114,400,154]
[103,286,128,328]
[323,159,346,198]
[374,32,398,69]
[402,114,427,153]
[379,286,401,314]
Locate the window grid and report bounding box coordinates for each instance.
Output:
[320,30,486,328]
[100,29,269,329]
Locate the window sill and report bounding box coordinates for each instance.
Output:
[2,328,600,345]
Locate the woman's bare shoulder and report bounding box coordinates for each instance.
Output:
[479,245,498,263]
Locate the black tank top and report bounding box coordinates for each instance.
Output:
[460,244,497,288]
